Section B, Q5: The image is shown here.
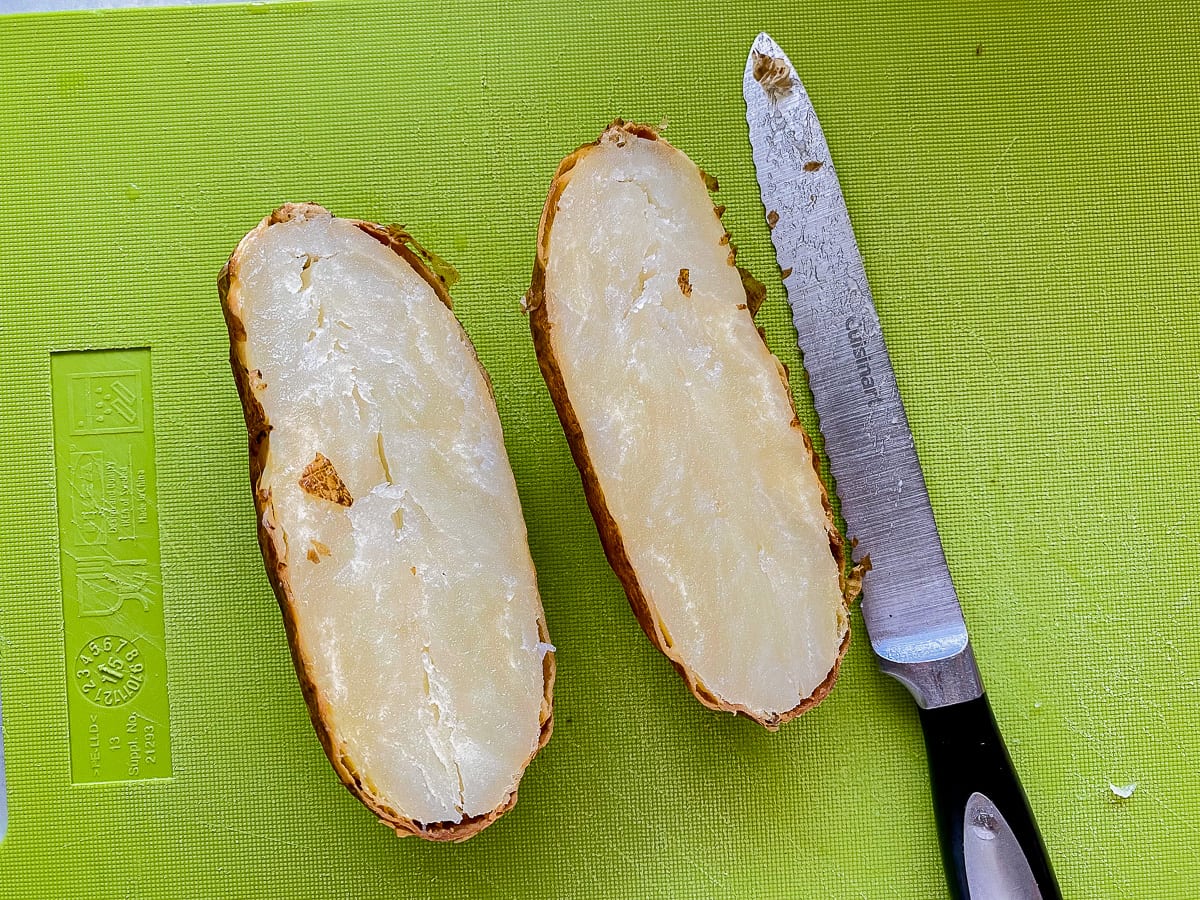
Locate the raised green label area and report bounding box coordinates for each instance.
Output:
[51,349,172,783]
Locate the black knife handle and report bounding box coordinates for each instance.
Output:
[918,695,1062,900]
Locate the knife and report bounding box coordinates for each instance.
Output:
[743,33,1061,900]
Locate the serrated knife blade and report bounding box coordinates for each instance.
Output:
[743,33,1061,900]
[743,34,979,705]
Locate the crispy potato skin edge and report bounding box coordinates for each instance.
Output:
[220,202,555,841]
[526,122,855,731]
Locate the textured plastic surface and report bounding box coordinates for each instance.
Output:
[51,349,172,784]
[0,2,1197,898]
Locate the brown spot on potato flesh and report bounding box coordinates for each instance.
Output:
[300,452,354,506]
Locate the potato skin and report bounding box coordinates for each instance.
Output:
[220,203,554,841]
[525,123,855,730]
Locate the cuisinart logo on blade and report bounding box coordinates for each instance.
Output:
[845,317,883,406]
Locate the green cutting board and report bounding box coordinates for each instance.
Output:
[1,1,1197,897]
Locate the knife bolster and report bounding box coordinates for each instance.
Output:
[878,643,984,709]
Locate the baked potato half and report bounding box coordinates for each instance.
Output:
[526,123,853,729]
[221,203,553,840]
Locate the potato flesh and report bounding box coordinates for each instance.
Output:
[238,212,547,824]
[544,134,847,717]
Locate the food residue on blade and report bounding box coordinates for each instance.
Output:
[752,51,793,98]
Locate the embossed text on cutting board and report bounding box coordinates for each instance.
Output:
[51,349,172,783]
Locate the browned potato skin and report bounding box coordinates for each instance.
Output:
[526,123,857,730]
[220,203,555,841]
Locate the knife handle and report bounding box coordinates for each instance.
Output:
[918,694,1062,900]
